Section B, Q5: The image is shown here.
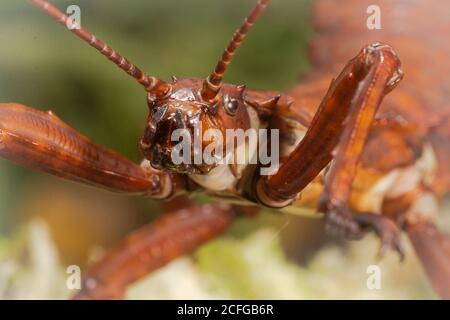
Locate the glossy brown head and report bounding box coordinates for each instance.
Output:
[139,0,270,174]
[140,78,250,174]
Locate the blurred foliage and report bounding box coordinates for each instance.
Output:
[194,227,436,299]
[1,216,444,299]
[0,219,69,299]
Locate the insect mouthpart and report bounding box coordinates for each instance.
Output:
[140,101,222,175]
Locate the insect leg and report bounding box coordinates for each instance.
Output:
[257,43,403,206]
[406,218,450,299]
[255,44,404,253]
[0,103,184,199]
[386,185,450,299]
[73,202,238,299]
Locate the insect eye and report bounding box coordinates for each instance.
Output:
[223,94,239,116]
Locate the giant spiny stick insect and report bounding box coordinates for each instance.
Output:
[0,0,449,299]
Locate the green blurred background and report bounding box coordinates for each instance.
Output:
[0,0,446,299]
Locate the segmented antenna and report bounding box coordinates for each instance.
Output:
[30,0,170,96]
[201,0,271,102]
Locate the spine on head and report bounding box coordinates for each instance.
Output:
[201,0,271,102]
[30,0,170,97]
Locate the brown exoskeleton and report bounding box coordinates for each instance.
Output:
[0,0,449,299]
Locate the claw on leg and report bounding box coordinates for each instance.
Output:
[324,207,405,260]
[324,207,364,240]
[354,213,405,261]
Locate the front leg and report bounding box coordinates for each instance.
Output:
[0,103,184,199]
[256,44,404,253]
[316,44,404,254]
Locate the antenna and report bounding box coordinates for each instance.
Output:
[201,0,271,102]
[30,0,170,97]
